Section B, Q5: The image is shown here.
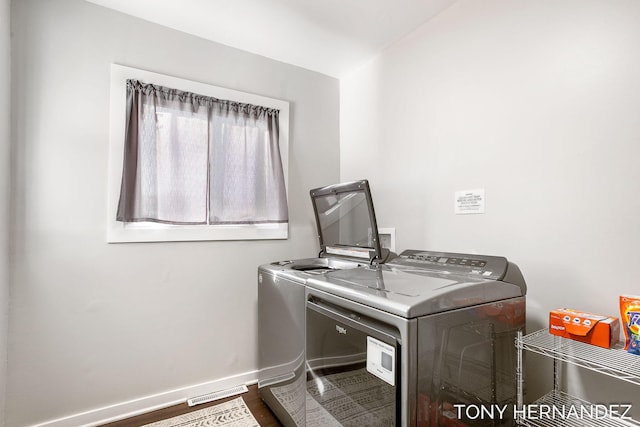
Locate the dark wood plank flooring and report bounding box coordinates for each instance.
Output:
[100,384,282,426]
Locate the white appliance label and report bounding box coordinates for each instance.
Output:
[366,336,395,386]
[455,189,485,214]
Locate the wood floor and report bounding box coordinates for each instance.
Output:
[100,384,282,427]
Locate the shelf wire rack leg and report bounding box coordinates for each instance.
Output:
[516,330,524,425]
[553,347,561,392]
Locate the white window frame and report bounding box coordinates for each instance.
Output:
[107,64,289,243]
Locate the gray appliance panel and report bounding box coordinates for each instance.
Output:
[305,265,523,318]
[415,295,526,426]
[257,266,307,427]
[388,249,508,280]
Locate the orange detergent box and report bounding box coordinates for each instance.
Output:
[549,308,620,349]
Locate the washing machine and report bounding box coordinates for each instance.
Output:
[258,180,527,427]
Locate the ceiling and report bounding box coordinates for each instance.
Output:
[85,0,457,78]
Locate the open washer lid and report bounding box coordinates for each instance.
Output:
[310,180,385,264]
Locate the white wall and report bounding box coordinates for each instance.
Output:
[342,0,640,414]
[9,0,339,425]
[1,0,10,425]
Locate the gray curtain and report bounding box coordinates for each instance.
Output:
[117,79,288,225]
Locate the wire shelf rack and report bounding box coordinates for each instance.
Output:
[516,329,640,386]
[516,390,640,427]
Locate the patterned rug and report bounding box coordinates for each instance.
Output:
[141,397,259,427]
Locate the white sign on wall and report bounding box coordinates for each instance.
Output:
[455,189,485,214]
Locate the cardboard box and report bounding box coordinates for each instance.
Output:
[549,308,620,349]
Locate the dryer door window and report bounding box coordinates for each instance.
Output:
[306,299,399,426]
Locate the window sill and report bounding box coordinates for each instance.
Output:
[107,222,288,243]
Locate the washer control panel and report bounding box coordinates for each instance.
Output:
[389,249,508,280]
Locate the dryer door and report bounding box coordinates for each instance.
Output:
[306,298,399,426]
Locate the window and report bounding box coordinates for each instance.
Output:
[107,64,289,242]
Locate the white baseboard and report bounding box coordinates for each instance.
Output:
[31,370,258,427]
